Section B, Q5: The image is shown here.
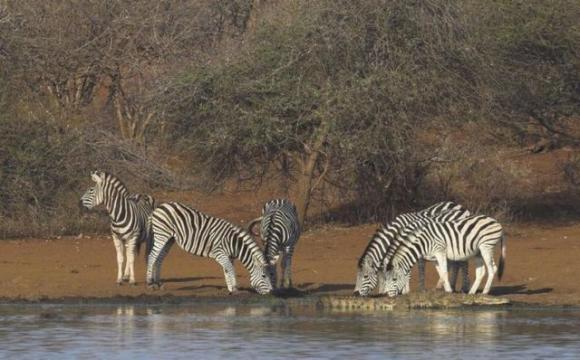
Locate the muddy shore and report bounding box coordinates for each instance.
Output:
[1,222,578,307]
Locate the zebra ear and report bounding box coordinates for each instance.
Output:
[91,171,104,184]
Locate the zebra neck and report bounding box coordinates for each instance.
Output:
[362,225,396,264]
[231,232,264,270]
[392,241,423,273]
[105,192,130,224]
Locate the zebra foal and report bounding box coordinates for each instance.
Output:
[146,202,273,295]
[80,171,155,285]
[247,199,301,289]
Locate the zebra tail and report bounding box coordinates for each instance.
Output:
[145,215,154,263]
[497,233,506,280]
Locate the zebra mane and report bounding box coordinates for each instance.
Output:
[357,223,396,269]
[98,171,130,196]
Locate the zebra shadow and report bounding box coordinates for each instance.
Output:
[162,276,220,284]
[300,283,354,294]
[176,284,226,291]
[490,284,553,296]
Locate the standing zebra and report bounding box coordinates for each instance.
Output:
[354,201,470,297]
[383,215,506,296]
[247,199,301,289]
[80,171,155,285]
[146,202,273,295]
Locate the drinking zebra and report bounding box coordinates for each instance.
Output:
[383,215,506,296]
[146,202,273,295]
[376,206,473,295]
[80,171,155,285]
[354,201,470,297]
[247,199,301,289]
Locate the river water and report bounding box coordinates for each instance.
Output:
[0,303,579,359]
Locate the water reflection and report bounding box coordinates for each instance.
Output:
[0,305,579,359]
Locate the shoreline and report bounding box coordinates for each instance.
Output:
[1,292,578,312]
[2,222,580,308]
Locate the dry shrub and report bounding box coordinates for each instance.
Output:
[422,136,525,222]
[0,112,178,239]
[563,154,580,187]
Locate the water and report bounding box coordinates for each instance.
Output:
[0,303,579,359]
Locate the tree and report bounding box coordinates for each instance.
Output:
[1,0,256,143]
[161,0,492,226]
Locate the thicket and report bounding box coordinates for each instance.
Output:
[0,0,578,237]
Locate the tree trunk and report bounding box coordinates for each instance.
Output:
[292,117,331,228]
[295,150,321,228]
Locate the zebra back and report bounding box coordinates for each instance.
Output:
[150,202,268,270]
[260,199,300,264]
[381,206,471,269]
[357,201,465,270]
[389,214,503,273]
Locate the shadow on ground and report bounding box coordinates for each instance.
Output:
[491,284,553,296]
[163,276,220,283]
[299,283,354,294]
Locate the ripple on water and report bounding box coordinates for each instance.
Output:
[0,305,579,359]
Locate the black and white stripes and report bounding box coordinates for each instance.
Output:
[80,171,155,285]
[146,202,273,295]
[354,201,470,296]
[247,199,301,288]
[383,215,506,296]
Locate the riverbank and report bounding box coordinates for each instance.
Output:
[1,221,578,306]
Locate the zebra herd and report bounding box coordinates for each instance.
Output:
[81,171,506,297]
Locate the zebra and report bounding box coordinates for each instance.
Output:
[247,199,301,289]
[146,202,273,295]
[354,201,470,297]
[80,171,155,285]
[376,206,473,295]
[383,215,506,297]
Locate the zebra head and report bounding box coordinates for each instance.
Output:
[383,267,411,298]
[80,171,107,209]
[354,256,379,297]
[249,258,274,295]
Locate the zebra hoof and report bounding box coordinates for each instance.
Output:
[147,283,161,290]
[116,281,123,286]
[129,282,137,287]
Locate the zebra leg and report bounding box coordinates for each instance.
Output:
[124,236,138,285]
[402,281,410,295]
[146,233,174,289]
[481,248,498,295]
[215,255,238,294]
[433,262,445,290]
[281,248,293,288]
[460,261,470,293]
[433,253,452,293]
[468,256,486,295]
[418,259,426,291]
[449,261,459,292]
[112,233,125,285]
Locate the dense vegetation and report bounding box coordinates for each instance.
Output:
[0,0,578,237]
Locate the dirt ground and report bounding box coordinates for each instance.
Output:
[1,220,579,306]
